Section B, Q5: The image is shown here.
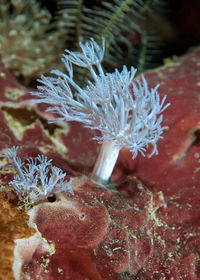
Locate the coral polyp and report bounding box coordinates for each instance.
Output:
[33,38,170,182]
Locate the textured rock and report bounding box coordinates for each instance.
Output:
[0,194,35,280]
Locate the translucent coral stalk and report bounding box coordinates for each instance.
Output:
[91,140,120,183]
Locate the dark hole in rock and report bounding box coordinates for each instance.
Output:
[47,196,56,202]
[192,129,200,146]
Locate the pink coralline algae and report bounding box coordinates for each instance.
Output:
[0,47,200,279]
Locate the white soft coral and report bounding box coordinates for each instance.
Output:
[32,38,170,183]
[2,146,73,202]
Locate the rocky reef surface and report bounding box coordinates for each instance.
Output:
[0,46,200,279]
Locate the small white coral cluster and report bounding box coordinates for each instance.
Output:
[2,146,73,202]
[33,38,170,182]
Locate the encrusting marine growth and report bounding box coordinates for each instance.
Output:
[32,38,170,183]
